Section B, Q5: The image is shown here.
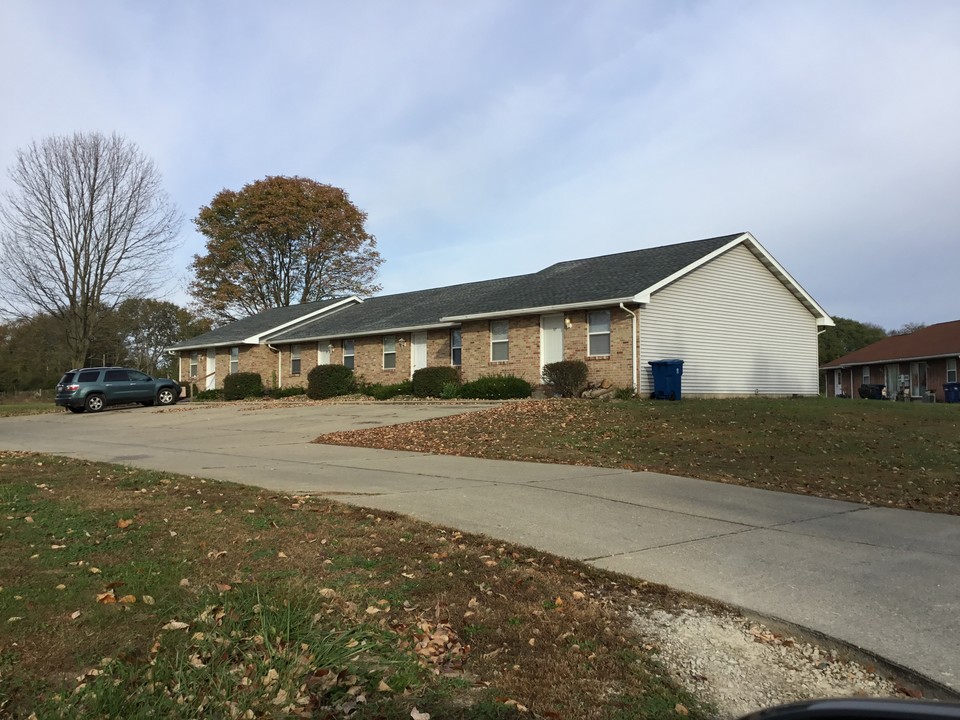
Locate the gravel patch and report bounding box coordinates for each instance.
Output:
[631,605,900,719]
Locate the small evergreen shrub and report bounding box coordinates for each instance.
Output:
[368,380,413,400]
[307,364,355,400]
[541,360,588,398]
[440,382,461,399]
[193,388,224,401]
[272,385,307,398]
[412,367,461,398]
[614,387,634,400]
[459,374,531,400]
[223,372,264,401]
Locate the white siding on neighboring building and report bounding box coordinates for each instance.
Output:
[639,244,820,396]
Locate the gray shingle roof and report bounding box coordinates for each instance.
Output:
[266,233,743,342]
[166,297,351,350]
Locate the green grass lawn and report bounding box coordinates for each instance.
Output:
[0,451,707,720]
[316,398,960,515]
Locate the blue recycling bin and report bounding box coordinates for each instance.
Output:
[649,359,684,401]
[944,382,960,404]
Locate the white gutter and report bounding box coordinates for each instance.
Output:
[442,297,638,323]
[619,303,638,395]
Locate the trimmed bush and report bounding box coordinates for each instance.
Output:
[223,372,263,400]
[459,374,531,400]
[412,366,461,398]
[307,364,355,400]
[542,360,588,398]
[271,385,307,399]
[193,388,224,401]
[367,380,413,400]
[614,387,634,400]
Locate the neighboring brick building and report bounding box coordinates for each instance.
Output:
[821,320,960,402]
[168,232,833,397]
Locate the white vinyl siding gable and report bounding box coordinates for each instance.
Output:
[639,244,820,396]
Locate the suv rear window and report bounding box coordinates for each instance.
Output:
[59,373,76,384]
[104,370,129,382]
[77,371,100,382]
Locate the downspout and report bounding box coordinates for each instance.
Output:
[817,328,827,397]
[619,303,638,395]
[268,344,281,388]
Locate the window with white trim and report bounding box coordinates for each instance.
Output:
[229,347,239,375]
[383,335,396,369]
[291,344,301,375]
[490,320,509,361]
[588,310,611,356]
[948,358,958,383]
[861,367,870,384]
[189,352,198,377]
[451,329,462,366]
[343,339,355,370]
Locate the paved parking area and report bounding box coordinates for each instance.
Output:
[3,401,959,693]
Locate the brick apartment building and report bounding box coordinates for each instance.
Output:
[167,232,833,397]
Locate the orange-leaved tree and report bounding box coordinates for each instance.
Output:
[189,176,382,323]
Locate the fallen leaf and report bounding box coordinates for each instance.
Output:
[675,703,689,716]
[142,595,155,605]
[378,680,392,692]
[264,668,280,686]
[7,616,24,623]
[96,591,116,604]
[272,688,288,705]
[24,516,33,523]
[70,610,81,620]
[318,588,336,599]
[179,578,190,587]
[572,591,586,601]
[118,595,137,604]
[117,519,133,529]
[277,551,288,558]
[162,620,189,631]
[55,584,66,591]
[411,708,430,720]
[89,567,101,574]
[365,606,381,615]
[216,583,232,593]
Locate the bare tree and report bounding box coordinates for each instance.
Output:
[0,131,182,367]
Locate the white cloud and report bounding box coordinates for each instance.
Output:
[1,0,957,327]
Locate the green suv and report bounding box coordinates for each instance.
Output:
[55,367,181,413]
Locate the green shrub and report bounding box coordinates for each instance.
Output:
[223,372,264,401]
[193,388,224,401]
[440,382,461,399]
[412,366,461,398]
[271,385,307,399]
[307,364,355,400]
[614,387,634,400]
[367,380,413,400]
[541,360,588,398]
[459,374,531,400]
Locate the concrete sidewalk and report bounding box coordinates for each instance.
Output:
[2,403,958,692]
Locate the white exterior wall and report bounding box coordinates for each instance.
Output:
[639,244,820,396]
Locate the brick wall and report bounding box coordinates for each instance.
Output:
[177,345,277,391]
[459,307,636,389]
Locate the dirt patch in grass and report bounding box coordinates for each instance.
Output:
[314,398,960,516]
[1,451,712,719]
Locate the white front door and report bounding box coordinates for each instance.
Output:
[206,349,216,390]
[411,332,428,377]
[540,314,564,376]
[318,342,330,365]
[834,369,843,397]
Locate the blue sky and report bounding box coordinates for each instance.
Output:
[1,1,957,329]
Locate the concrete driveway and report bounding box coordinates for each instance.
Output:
[2,401,959,693]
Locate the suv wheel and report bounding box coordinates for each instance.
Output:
[85,394,105,413]
[157,388,177,406]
